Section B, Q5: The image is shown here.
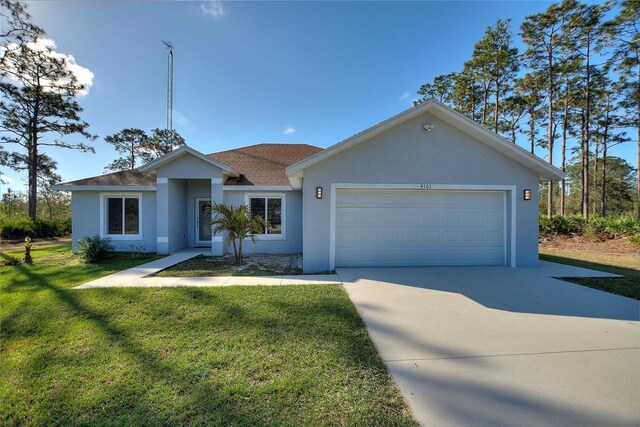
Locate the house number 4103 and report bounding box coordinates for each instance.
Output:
[420,184,432,189]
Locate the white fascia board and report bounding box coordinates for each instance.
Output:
[285,99,564,182]
[52,185,156,191]
[138,145,239,177]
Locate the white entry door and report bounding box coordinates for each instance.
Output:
[195,198,212,246]
[335,189,505,267]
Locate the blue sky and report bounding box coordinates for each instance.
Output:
[1,1,636,191]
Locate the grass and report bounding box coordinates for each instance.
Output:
[540,245,640,301]
[156,255,303,277]
[1,243,416,426]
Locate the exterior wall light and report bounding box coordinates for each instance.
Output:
[523,189,532,201]
[316,187,323,199]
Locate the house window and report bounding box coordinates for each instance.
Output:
[246,194,285,240]
[101,193,142,239]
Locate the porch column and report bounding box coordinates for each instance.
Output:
[156,177,169,254]
[211,178,224,256]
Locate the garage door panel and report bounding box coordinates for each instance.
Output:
[335,189,505,267]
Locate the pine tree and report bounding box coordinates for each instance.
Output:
[521,1,572,216]
[606,0,640,218]
[1,39,95,220]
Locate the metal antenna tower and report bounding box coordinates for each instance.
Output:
[162,40,174,134]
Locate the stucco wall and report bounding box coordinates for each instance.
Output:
[156,154,224,180]
[167,179,188,252]
[71,191,157,252]
[223,190,303,254]
[301,111,540,273]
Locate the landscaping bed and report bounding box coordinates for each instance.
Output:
[155,253,304,277]
[1,243,416,425]
[540,236,640,300]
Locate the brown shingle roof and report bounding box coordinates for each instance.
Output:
[58,143,322,188]
[208,143,322,186]
[60,169,156,187]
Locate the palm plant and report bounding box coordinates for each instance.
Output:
[205,202,266,264]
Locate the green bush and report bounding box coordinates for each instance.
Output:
[76,235,114,263]
[539,215,586,237]
[540,215,640,240]
[0,218,71,239]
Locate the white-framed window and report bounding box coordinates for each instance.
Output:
[100,193,142,240]
[244,193,286,240]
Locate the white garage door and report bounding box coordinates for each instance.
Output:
[335,189,505,267]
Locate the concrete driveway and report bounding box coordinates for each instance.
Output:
[339,262,640,426]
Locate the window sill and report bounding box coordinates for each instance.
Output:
[243,235,286,241]
[103,234,143,241]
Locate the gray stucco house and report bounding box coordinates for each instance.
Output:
[56,100,563,273]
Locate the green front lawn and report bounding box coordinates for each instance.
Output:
[1,244,416,425]
[540,247,640,301]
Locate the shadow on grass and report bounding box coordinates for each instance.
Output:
[2,259,413,425]
[2,263,278,425]
[539,254,639,278]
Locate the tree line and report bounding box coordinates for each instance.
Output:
[0,1,184,221]
[415,0,639,219]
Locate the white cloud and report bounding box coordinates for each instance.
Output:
[3,38,94,96]
[283,127,296,135]
[399,91,411,100]
[200,1,226,18]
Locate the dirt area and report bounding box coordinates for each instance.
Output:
[539,236,640,271]
[0,236,72,252]
[156,253,303,277]
[540,235,640,256]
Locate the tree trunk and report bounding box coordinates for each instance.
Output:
[561,87,569,216]
[580,109,586,216]
[494,82,500,134]
[547,51,554,218]
[238,237,243,264]
[28,140,38,221]
[529,110,536,154]
[471,80,476,121]
[582,41,591,220]
[602,144,607,218]
[231,237,238,264]
[593,137,599,216]
[482,82,489,125]
[637,71,640,218]
[130,143,135,170]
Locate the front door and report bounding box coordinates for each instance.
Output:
[195,198,212,246]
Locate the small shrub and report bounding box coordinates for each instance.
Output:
[77,235,114,263]
[1,256,21,267]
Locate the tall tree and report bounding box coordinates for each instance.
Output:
[606,0,640,218]
[1,38,95,220]
[0,0,43,53]
[103,127,185,172]
[565,0,610,219]
[516,72,545,154]
[103,128,149,172]
[521,1,571,217]
[470,19,520,133]
[142,128,185,163]
[415,73,456,105]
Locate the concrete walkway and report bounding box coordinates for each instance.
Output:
[74,251,341,289]
[340,262,639,427]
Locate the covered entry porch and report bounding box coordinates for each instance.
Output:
[155,177,223,255]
